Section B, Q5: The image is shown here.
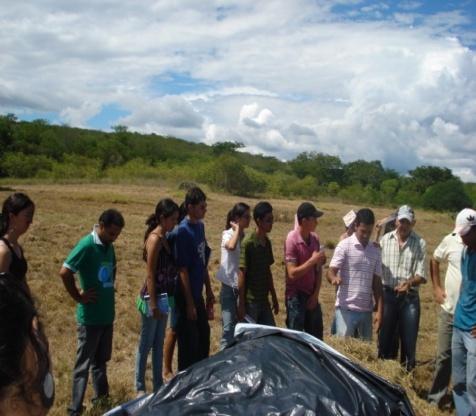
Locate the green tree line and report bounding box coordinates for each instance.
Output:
[0,114,474,211]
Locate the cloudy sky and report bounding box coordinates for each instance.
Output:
[1,1,475,180]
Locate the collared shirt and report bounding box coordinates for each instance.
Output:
[380,230,427,289]
[240,231,274,303]
[329,233,382,312]
[433,233,463,314]
[454,247,476,331]
[284,229,320,298]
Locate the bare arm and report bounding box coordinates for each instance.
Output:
[204,268,215,304]
[145,233,161,318]
[268,271,279,315]
[286,251,325,280]
[327,266,341,286]
[224,223,241,251]
[0,245,11,273]
[306,265,322,310]
[372,274,383,331]
[59,266,96,304]
[237,268,246,320]
[430,258,446,304]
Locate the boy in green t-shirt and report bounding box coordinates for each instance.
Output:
[238,201,279,326]
[60,209,124,416]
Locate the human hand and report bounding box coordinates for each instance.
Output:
[306,296,319,311]
[373,312,382,332]
[433,287,447,305]
[394,281,411,294]
[311,250,326,267]
[230,221,240,232]
[331,276,342,287]
[79,288,97,304]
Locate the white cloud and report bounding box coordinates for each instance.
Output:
[0,0,475,180]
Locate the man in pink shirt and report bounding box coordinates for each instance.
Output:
[327,208,383,341]
[285,202,326,339]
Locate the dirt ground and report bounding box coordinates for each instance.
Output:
[1,182,457,415]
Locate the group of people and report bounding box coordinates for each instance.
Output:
[0,189,475,416]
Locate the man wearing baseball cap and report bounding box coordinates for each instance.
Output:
[284,202,326,339]
[451,208,476,416]
[378,205,427,371]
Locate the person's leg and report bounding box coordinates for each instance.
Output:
[68,325,101,416]
[151,314,168,391]
[335,308,359,338]
[162,307,177,381]
[286,294,305,331]
[399,292,420,371]
[245,302,259,323]
[357,311,373,341]
[463,331,476,415]
[427,308,453,407]
[196,296,211,362]
[259,300,276,326]
[304,300,323,340]
[452,327,470,416]
[134,313,156,392]
[378,289,399,359]
[220,284,238,350]
[176,297,202,371]
[91,324,113,400]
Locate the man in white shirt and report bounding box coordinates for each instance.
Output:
[427,224,464,409]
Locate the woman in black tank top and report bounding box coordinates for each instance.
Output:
[0,193,35,290]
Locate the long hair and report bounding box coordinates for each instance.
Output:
[225,202,250,230]
[0,193,35,236]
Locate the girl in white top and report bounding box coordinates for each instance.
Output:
[216,203,251,349]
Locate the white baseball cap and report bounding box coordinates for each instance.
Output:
[342,210,356,228]
[397,205,415,222]
[453,208,476,236]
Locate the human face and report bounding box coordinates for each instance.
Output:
[238,210,251,229]
[98,223,123,244]
[9,206,35,236]
[462,226,476,250]
[301,216,318,233]
[354,222,373,246]
[189,201,207,221]
[396,218,414,239]
[162,211,179,233]
[257,212,274,233]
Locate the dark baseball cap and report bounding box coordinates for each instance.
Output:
[297,202,323,221]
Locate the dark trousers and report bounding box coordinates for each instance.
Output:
[286,292,323,340]
[68,324,113,416]
[176,295,210,371]
[378,287,420,371]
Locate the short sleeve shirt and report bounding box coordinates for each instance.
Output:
[63,227,116,325]
[380,230,427,289]
[240,231,274,303]
[216,228,241,288]
[329,233,382,312]
[284,229,320,298]
[433,233,463,314]
[454,248,476,331]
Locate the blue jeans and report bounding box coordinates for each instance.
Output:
[335,307,372,341]
[452,327,476,416]
[286,292,323,340]
[378,287,420,371]
[220,284,238,350]
[135,312,167,392]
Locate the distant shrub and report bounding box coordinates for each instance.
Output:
[44,155,101,179]
[1,152,53,177]
[422,179,473,211]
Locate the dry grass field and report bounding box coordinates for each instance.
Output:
[1,182,458,415]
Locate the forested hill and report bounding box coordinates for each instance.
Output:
[0,114,474,211]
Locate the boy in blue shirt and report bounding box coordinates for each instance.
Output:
[451,208,476,416]
[175,187,215,370]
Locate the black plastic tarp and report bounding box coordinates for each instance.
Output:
[106,324,415,416]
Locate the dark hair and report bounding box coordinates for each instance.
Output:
[143,199,179,260]
[225,202,250,229]
[0,193,35,236]
[355,208,375,226]
[184,187,206,211]
[0,273,54,411]
[253,201,273,222]
[98,209,125,228]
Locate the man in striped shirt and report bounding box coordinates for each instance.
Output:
[327,208,383,341]
[378,205,427,371]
